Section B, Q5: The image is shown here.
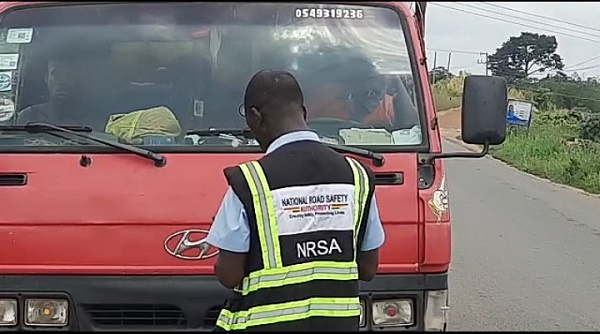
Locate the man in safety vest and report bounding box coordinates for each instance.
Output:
[206,69,385,331]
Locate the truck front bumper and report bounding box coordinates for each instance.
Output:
[0,273,448,331]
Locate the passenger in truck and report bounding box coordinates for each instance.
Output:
[298,51,396,129]
[16,53,109,131]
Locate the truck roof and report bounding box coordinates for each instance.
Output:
[0,1,412,13]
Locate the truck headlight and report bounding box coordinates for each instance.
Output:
[372,299,413,327]
[425,290,449,331]
[359,300,366,327]
[0,299,17,326]
[25,299,69,327]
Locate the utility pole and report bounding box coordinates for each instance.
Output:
[432,51,438,84]
[446,52,452,73]
[478,52,489,75]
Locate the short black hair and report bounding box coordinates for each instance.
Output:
[244,69,304,113]
[294,47,380,97]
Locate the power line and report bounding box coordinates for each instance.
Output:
[564,55,600,70]
[427,47,483,55]
[430,3,600,45]
[453,63,481,70]
[429,4,600,73]
[479,2,600,34]
[562,62,600,72]
[456,2,600,40]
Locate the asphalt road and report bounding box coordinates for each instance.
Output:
[443,140,600,331]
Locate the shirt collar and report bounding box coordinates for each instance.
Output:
[265,130,320,155]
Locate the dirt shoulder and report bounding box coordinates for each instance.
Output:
[437,107,481,152]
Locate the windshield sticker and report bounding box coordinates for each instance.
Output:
[0,71,12,91]
[6,28,33,44]
[0,97,14,121]
[0,54,19,70]
[339,128,392,145]
[320,136,340,145]
[193,99,205,117]
[209,29,221,69]
[428,175,449,224]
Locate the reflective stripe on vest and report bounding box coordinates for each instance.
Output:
[345,157,370,261]
[239,161,283,269]
[216,297,361,331]
[237,261,358,296]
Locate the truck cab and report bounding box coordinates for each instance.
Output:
[0,1,508,331]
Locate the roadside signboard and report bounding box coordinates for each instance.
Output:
[506,99,533,128]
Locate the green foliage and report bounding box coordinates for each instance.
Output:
[431,76,465,111]
[491,117,600,194]
[488,32,564,84]
[536,109,582,130]
[429,66,453,82]
[436,30,600,194]
[433,89,461,112]
[431,76,533,112]
[433,75,464,98]
[516,78,600,112]
[578,114,600,142]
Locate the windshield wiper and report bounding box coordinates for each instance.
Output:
[186,128,254,137]
[19,122,166,167]
[326,144,385,167]
[186,128,384,166]
[0,124,93,132]
[186,128,383,166]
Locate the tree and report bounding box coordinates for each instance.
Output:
[487,32,564,83]
[428,66,453,82]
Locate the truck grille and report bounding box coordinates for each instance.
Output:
[203,306,222,326]
[83,304,188,328]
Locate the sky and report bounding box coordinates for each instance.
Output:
[424,2,600,79]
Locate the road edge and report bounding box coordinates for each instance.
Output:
[442,132,600,200]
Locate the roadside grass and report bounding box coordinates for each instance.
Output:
[433,89,461,112]
[491,117,600,194]
[432,76,463,112]
[431,77,600,194]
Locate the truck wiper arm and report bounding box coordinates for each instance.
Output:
[186,128,383,166]
[0,124,93,132]
[326,143,385,167]
[24,122,166,167]
[186,128,255,137]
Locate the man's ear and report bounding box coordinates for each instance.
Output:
[248,106,262,125]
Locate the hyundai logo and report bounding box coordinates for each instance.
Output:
[164,229,219,260]
[0,73,11,90]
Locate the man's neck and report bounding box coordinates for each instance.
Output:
[263,124,310,150]
[49,100,85,118]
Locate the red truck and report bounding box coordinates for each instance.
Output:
[0,1,508,331]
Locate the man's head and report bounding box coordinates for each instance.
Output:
[508,104,514,112]
[297,48,385,121]
[46,56,79,104]
[243,69,307,151]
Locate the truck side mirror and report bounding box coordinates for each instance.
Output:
[419,75,509,165]
[460,75,508,145]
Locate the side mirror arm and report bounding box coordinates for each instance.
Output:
[418,141,490,165]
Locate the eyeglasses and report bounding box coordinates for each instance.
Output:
[239,103,262,117]
[238,103,248,117]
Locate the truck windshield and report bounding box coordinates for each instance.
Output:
[0,2,423,150]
